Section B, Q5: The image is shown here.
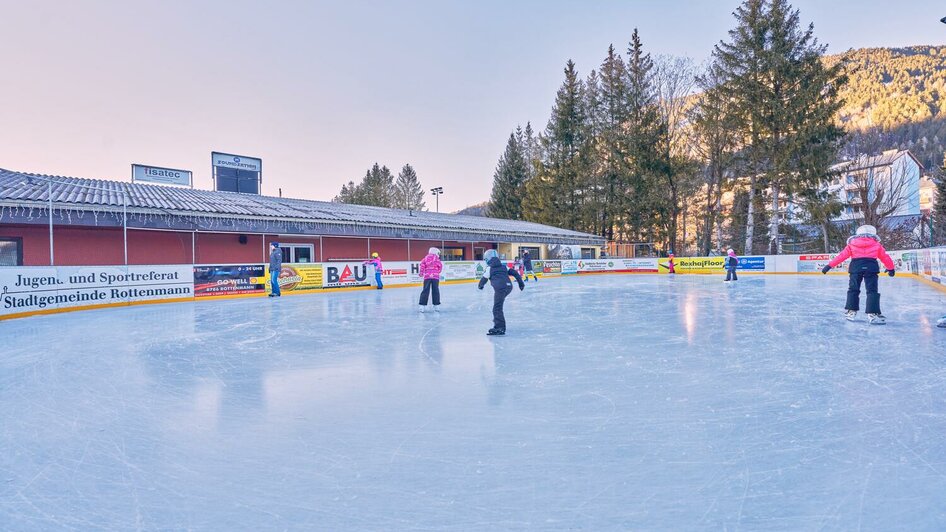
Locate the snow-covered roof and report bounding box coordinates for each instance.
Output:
[0,168,604,245]
[831,150,924,173]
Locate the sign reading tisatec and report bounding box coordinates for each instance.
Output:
[131,164,192,187]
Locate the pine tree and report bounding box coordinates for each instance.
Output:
[360,163,395,207]
[710,0,847,254]
[333,180,360,203]
[935,159,946,245]
[525,60,590,230]
[594,44,631,239]
[489,132,529,220]
[624,29,665,247]
[393,164,426,210]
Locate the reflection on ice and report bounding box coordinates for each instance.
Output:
[1,274,945,529]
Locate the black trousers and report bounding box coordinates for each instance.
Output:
[725,269,738,281]
[492,286,512,330]
[846,271,881,314]
[419,279,441,306]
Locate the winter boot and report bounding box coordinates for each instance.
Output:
[867,313,886,325]
[419,305,426,313]
[845,310,857,321]
[937,315,946,328]
[487,328,506,336]
[433,305,441,312]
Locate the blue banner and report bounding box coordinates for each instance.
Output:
[736,256,766,271]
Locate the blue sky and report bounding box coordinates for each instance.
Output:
[1,0,944,211]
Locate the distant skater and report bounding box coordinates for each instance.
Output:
[478,249,525,336]
[418,247,443,313]
[514,256,523,277]
[821,224,895,324]
[268,242,282,297]
[667,253,676,274]
[522,250,538,282]
[364,252,384,289]
[724,248,739,282]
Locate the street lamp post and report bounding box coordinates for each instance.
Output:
[430,187,444,213]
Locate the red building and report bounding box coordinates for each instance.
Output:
[0,168,604,267]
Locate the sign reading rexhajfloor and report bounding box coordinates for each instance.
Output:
[1,265,193,317]
[659,257,725,273]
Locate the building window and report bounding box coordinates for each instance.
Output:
[441,247,465,261]
[581,247,597,259]
[0,237,23,266]
[519,246,541,259]
[280,243,315,263]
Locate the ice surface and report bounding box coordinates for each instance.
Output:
[2,274,946,530]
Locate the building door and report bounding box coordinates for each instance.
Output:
[442,247,465,261]
[519,246,540,259]
[280,243,316,263]
[0,237,23,266]
[474,247,486,260]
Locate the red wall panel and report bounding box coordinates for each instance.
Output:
[195,233,265,264]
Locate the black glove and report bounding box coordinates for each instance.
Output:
[518,282,525,291]
[821,265,831,274]
[887,269,895,277]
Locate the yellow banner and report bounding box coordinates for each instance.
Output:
[658,257,725,274]
[266,264,324,293]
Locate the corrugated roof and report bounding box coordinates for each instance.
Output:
[0,168,604,244]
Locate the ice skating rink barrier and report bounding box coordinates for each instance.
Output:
[2,248,944,320]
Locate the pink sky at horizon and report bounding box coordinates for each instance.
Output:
[2,0,943,212]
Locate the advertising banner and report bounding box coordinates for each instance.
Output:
[323,262,371,288]
[561,260,579,274]
[388,263,419,284]
[131,164,192,187]
[1,265,192,317]
[548,244,582,260]
[267,264,323,294]
[659,257,725,273]
[536,260,560,275]
[577,259,611,273]
[442,261,478,281]
[737,256,766,271]
[194,264,265,297]
[796,254,847,273]
[613,258,658,273]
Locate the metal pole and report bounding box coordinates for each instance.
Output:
[192,231,196,264]
[122,191,128,265]
[407,238,411,261]
[319,236,324,262]
[48,180,54,266]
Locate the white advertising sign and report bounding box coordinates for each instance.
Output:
[1,265,193,317]
[131,164,192,186]
[211,152,262,172]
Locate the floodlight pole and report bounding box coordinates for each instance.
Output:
[430,187,444,213]
[48,180,54,266]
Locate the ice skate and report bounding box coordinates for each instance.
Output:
[845,310,857,321]
[487,328,505,336]
[867,313,886,325]
[433,305,441,312]
[418,305,426,313]
[937,316,946,328]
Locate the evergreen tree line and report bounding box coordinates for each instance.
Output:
[487,0,941,255]
[334,163,426,210]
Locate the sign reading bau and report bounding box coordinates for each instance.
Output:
[131,164,192,187]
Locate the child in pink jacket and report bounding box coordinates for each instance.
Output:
[821,225,895,324]
[418,247,443,312]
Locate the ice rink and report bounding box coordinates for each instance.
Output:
[2,273,946,530]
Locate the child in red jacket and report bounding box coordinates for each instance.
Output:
[821,225,895,324]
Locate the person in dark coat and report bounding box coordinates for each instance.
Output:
[478,249,525,336]
[268,242,282,297]
[522,250,538,282]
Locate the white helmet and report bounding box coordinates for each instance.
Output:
[483,249,499,262]
[855,225,877,236]
[428,247,440,255]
